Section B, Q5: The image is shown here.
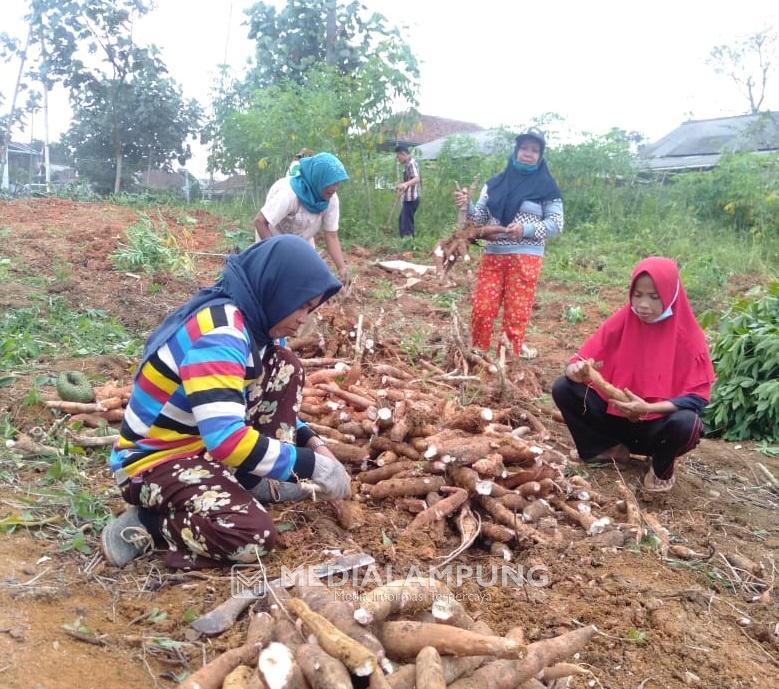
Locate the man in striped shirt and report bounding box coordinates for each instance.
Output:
[395,145,421,238]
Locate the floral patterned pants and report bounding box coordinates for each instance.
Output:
[121,346,305,569]
[471,253,543,354]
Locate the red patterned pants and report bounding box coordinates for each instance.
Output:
[471,253,543,354]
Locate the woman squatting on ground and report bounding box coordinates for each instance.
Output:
[101,236,351,569]
[553,257,716,492]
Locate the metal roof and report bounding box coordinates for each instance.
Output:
[415,129,515,161]
[638,112,779,170]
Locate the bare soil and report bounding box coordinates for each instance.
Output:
[0,199,777,689]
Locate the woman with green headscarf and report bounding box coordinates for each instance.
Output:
[254,152,351,284]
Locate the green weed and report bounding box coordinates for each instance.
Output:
[111,213,194,275]
[0,295,142,370]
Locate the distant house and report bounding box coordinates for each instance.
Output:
[134,169,187,191]
[638,112,779,172]
[415,128,515,161]
[379,113,484,150]
[202,174,249,201]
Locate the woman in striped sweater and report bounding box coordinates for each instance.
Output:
[454,128,563,357]
[102,236,350,569]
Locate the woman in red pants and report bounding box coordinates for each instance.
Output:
[454,128,563,356]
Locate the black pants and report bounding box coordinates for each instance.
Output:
[399,198,419,237]
[551,376,703,479]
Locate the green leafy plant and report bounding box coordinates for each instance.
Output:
[111,213,194,275]
[704,284,779,440]
[563,305,585,324]
[625,628,647,645]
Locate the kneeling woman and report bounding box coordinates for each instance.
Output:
[552,257,715,492]
[102,236,350,569]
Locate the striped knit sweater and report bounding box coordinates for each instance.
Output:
[109,303,310,485]
[468,185,564,256]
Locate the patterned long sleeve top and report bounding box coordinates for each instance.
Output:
[109,304,313,485]
[468,184,564,256]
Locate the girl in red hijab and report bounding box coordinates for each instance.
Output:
[552,257,715,492]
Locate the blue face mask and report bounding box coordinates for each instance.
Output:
[512,159,540,174]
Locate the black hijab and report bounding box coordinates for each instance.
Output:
[485,132,562,226]
[137,236,341,376]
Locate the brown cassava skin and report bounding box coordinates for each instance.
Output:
[444,405,494,433]
[368,666,394,689]
[369,436,421,460]
[472,453,506,478]
[478,496,548,545]
[287,598,377,676]
[385,621,494,689]
[295,644,352,689]
[357,461,424,484]
[406,487,468,531]
[177,643,260,689]
[553,498,597,532]
[306,422,355,444]
[331,499,363,530]
[480,520,516,543]
[581,362,631,402]
[246,611,275,649]
[337,421,367,438]
[355,578,450,624]
[379,621,523,659]
[372,363,414,380]
[431,597,475,629]
[539,662,590,681]
[366,476,446,499]
[317,382,375,410]
[447,625,597,689]
[291,570,386,659]
[449,466,510,497]
[222,665,256,689]
[398,497,428,513]
[327,441,370,464]
[389,400,410,442]
[497,492,530,511]
[500,464,558,489]
[415,647,447,689]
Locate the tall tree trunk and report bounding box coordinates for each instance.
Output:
[114,138,123,194]
[1,26,32,190]
[325,0,337,66]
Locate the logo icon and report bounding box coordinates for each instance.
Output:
[231,565,269,599]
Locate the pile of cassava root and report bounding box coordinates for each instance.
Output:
[298,356,655,553]
[177,572,598,689]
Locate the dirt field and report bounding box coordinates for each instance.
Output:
[1,199,777,689]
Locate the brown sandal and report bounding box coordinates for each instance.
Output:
[643,468,676,492]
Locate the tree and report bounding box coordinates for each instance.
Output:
[205,0,419,175]
[708,28,777,114]
[63,64,202,193]
[3,1,202,194]
[242,0,418,89]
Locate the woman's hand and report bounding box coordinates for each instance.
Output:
[308,436,337,461]
[565,360,590,383]
[612,389,651,422]
[505,222,524,239]
[453,190,470,207]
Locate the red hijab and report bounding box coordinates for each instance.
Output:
[575,257,715,418]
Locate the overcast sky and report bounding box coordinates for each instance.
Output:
[2,0,778,178]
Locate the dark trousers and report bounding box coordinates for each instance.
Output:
[551,376,703,479]
[399,198,420,237]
